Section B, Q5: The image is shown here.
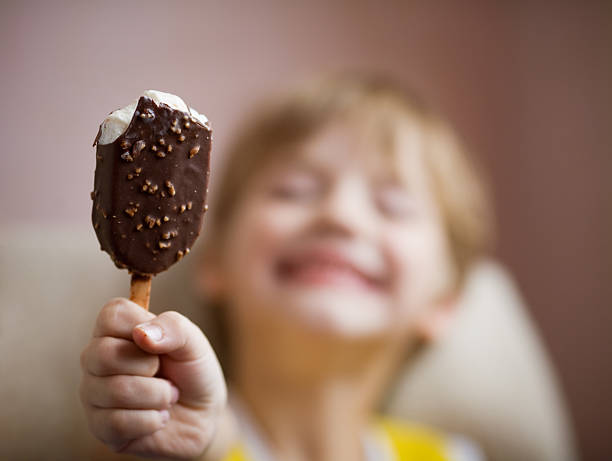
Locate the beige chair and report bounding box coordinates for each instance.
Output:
[0,227,578,461]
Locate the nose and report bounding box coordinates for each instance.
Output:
[312,175,377,238]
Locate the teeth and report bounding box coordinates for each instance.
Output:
[293,259,362,278]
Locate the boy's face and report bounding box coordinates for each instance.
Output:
[212,117,457,341]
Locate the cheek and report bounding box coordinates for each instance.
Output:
[222,200,310,301]
[385,220,454,312]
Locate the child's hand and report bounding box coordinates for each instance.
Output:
[80,298,227,459]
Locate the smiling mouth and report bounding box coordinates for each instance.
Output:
[275,252,388,292]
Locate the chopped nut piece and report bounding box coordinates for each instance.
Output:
[124,207,138,217]
[163,216,170,222]
[159,241,171,249]
[179,204,186,213]
[187,201,193,210]
[136,223,143,231]
[145,215,156,228]
[139,109,154,120]
[120,140,130,149]
[146,184,158,194]
[132,140,146,155]
[189,145,200,158]
[165,180,176,196]
[184,122,190,129]
[178,134,186,142]
[167,145,173,153]
[151,145,158,152]
[120,152,134,162]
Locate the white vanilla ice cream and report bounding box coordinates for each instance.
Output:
[98,90,208,145]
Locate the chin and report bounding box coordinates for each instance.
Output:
[277,287,394,339]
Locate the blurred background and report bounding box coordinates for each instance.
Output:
[0,1,610,460]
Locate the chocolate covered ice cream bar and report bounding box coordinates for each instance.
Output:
[91,90,211,308]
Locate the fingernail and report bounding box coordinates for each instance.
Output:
[170,384,180,404]
[160,409,170,424]
[136,323,163,342]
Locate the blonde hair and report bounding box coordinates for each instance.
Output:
[206,75,494,289]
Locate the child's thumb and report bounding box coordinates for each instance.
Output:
[132,311,210,361]
[132,311,226,410]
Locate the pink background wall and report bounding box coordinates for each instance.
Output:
[1,1,610,459]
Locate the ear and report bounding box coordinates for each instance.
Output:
[414,291,460,343]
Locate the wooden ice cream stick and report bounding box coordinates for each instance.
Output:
[130,274,152,310]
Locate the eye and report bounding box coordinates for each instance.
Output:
[375,185,419,219]
[268,170,321,201]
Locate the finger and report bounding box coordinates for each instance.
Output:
[82,374,179,410]
[81,336,160,377]
[94,298,155,339]
[87,406,169,447]
[119,410,217,459]
[132,311,226,409]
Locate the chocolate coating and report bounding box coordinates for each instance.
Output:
[92,96,211,275]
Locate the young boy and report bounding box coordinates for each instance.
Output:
[80,76,492,461]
